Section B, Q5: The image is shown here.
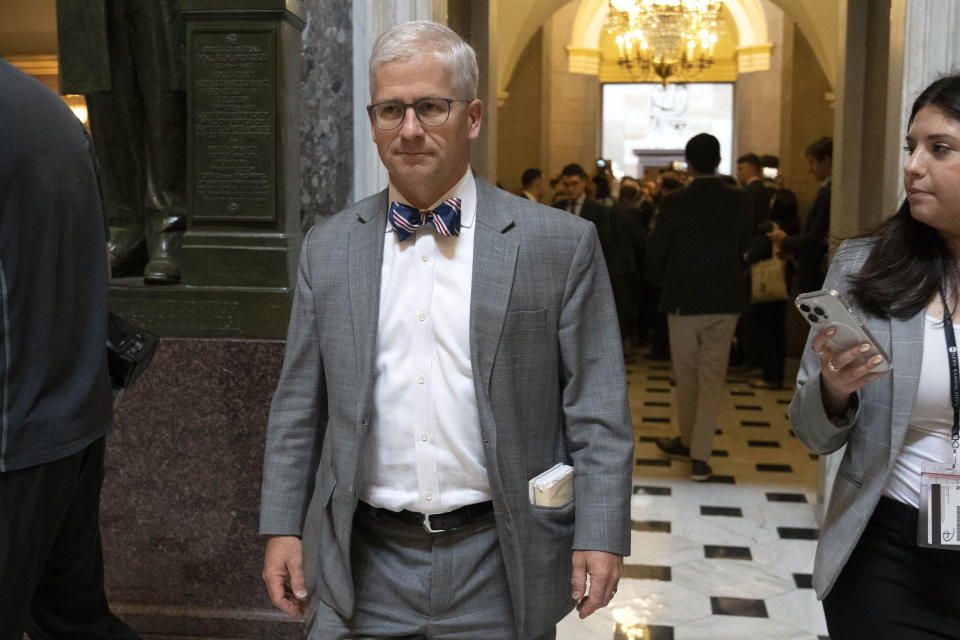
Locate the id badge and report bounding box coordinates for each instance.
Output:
[918,462,960,549]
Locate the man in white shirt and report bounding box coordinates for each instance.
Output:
[258,21,633,640]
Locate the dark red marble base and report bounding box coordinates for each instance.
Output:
[101,338,305,639]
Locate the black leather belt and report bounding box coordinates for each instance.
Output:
[359,500,494,533]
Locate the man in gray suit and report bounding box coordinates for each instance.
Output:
[259,21,633,640]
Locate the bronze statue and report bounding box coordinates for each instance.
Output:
[57,0,187,284]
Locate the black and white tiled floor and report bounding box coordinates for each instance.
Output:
[557,352,829,639]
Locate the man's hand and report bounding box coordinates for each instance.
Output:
[571,550,623,619]
[263,535,308,617]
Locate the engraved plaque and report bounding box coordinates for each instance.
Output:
[192,29,277,221]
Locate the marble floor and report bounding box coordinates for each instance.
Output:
[557,349,829,640]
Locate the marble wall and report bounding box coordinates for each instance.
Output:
[299,0,354,230]
[102,339,304,637]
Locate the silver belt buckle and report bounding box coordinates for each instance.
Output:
[422,513,443,533]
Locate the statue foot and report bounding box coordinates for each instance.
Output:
[144,256,181,284]
[109,227,148,278]
[144,222,184,285]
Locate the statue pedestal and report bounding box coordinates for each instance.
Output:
[102,339,305,638]
[109,277,290,339]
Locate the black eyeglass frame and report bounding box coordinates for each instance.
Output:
[366,97,473,130]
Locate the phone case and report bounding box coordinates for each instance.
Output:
[795,289,892,372]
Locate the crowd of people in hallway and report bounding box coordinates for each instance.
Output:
[518,135,833,406]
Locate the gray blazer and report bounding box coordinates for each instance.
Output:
[259,179,634,639]
[790,238,924,599]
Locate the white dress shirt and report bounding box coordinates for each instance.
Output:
[884,314,958,508]
[568,193,585,217]
[361,168,491,515]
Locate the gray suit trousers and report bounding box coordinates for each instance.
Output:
[308,507,558,640]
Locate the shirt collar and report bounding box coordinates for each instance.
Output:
[386,167,477,232]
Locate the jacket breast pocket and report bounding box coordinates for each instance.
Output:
[503,308,548,333]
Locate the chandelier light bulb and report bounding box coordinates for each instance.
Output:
[608,0,723,83]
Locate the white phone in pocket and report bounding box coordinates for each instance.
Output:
[795,289,892,373]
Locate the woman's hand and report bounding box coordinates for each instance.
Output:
[810,326,888,418]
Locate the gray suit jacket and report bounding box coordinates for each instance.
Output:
[790,237,923,599]
[259,179,634,639]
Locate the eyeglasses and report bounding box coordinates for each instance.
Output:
[367,97,471,130]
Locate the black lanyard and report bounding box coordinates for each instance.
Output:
[940,280,960,465]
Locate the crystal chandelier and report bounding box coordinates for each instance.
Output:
[604,0,724,85]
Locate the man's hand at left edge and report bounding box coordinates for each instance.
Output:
[571,550,623,618]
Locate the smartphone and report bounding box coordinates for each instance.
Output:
[795,289,892,372]
[671,160,688,172]
[596,158,606,168]
[762,166,779,180]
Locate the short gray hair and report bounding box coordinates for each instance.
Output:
[368,21,478,101]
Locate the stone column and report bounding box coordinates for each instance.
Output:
[298,0,354,229]
[351,0,434,201]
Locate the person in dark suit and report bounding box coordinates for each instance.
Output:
[768,137,833,293]
[648,133,753,481]
[737,152,777,227]
[521,167,546,202]
[258,22,633,640]
[733,152,777,371]
[554,163,607,225]
[606,180,643,344]
[746,188,801,389]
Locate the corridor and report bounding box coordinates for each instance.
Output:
[557,353,830,639]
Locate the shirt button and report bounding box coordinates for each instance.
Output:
[426,492,433,501]
[417,375,425,384]
[418,312,426,322]
[421,254,429,262]
[421,432,429,441]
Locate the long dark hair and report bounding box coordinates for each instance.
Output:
[848,74,960,319]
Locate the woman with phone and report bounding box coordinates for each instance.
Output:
[791,73,960,638]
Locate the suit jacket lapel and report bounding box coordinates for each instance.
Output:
[349,191,388,415]
[470,180,519,397]
[888,311,925,464]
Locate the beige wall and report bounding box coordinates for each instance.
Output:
[0,0,57,56]
[497,29,543,195]
[734,0,784,163]
[778,20,833,222]
[540,0,600,181]
[778,18,833,356]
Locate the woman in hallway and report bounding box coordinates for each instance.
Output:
[790,73,960,638]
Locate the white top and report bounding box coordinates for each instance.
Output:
[360,168,490,514]
[884,314,957,507]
